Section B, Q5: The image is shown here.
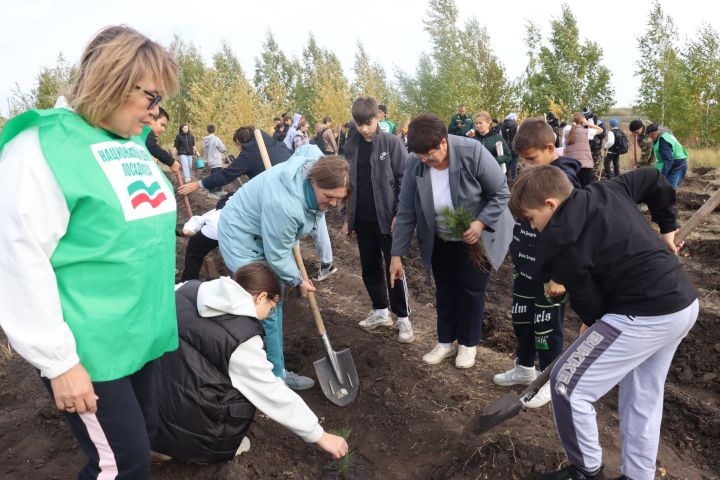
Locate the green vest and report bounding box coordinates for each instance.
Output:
[0,108,178,381]
[652,131,688,171]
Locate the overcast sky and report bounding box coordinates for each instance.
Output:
[1,0,718,117]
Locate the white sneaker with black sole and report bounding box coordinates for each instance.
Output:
[313,263,338,282]
[358,311,393,329]
[521,380,551,408]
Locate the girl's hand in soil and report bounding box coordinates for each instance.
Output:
[462,220,484,245]
[545,280,566,297]
[316,432,349,459]
[298,279,316,297]
[50,363,98,414]
[178,181,200,196]
[660,229,679,255]
[389,256,404,288]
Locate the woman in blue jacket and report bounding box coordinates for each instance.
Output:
[218,147,350,390]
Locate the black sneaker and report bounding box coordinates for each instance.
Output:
[313,263,338,282]
[540,465,606,480]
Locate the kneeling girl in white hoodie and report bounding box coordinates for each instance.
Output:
[152,262,348,463]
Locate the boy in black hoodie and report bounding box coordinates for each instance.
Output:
[510,166,698,480]
[493,118,581,409]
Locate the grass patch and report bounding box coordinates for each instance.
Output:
[0,338,13,362]
[619,146,720,170]
[325,427,356,479]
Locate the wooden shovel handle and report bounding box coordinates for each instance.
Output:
[676,186,720,245]
[254,129,328,336]
[174,171,193,218]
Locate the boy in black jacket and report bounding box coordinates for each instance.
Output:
[493,118,581,409]
[510,166,698,480]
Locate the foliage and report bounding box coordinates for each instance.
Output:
[351,42,401,121]
[396,0,514,121]
[254,30,300,120]
[164,35,206,136]
[522,4,614,119]
[682,23,720,146]
[9,54,76,115]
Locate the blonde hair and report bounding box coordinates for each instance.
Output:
[566,112,585,146]
[474,111,492,124]
[68,25,178,127]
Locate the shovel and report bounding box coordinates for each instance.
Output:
[254,129,359,406]
[470,185,720,434]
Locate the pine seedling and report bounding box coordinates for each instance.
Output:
[438,206,489,270]
[325,427,356,479]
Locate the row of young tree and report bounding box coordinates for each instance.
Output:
[5,1,720,147]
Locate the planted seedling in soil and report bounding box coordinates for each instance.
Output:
[324,427,359,480]
[438,206,488,270]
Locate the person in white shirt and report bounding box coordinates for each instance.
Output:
[152,262,349,463]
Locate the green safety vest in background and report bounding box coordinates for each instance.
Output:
[652,131,688,172]
[0,108,178,381]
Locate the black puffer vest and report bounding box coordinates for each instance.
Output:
[152,281,265,463]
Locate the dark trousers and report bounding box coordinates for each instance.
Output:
[604,153,620,179]
[431,238,490,347]
[578,168,595,187]
[42,361,158,480]
[512,280,565,370]
[181,231,218,281]
[355,221,409,317]
[507,153,519,180]
[208,167,222,194]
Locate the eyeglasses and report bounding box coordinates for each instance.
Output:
[136,85,162,110]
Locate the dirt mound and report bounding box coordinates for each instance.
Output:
[1,168,719,479]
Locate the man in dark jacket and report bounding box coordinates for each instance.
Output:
[501,112,519,179]
[145,107,180,173]
[448,104,471,136]
[342,97,414,344]
[511,166,697,480]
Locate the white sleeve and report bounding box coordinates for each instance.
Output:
[562,125,571,148]
[228,336,324,443]
[604,131,615,150]
[183,214,207,235]
[0,128,79,379]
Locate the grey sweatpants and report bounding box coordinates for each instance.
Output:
[550,300,698,480]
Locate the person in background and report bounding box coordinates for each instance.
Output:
[389,113,514,369]
[321,116,339,155]
[174,123,199,182]
[396,119,410,147]
[0,25,179,479]
[180,193,234,281]
[604,119,623,179]
[646,123,688,189]
[293,119,310,151]
[283,113,303,150]
[629,119,655,168]
[563,112,603,187]
[338,122,351,156]
[448,104,471,136]
[501,113,519,180]
[467,111,511,173]
[151,263,349,463]
[146,106,180,173]
[378,104,396,134]
[203,124,227,198]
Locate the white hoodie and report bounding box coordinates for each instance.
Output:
[176,277,324,443]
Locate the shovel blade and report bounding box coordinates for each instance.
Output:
[313,348,359,407]
[469,392,524,434]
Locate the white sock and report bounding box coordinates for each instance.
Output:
[374,308,389,317]
[397,316,409,323]
[438,342,452,348]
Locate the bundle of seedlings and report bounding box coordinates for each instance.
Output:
[438,206,489,270]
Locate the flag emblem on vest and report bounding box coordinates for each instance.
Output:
[127,180,168,209]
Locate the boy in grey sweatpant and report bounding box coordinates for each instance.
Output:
[509,166,698,480]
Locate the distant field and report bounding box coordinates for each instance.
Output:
[618,146,720,170]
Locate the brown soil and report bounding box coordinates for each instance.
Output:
[1,168,719,479]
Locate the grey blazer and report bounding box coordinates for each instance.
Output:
[391,135,514,273]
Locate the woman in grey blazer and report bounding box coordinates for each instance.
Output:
[389,113,514,369]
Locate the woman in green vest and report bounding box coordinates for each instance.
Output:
[0,26,178,479]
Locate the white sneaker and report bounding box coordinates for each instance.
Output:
[396,318,415,343]
[493,361,538,386]
[455,345,477,369]
[521,381,551,408]
[422,343,457,365]
[234,436,251,456]
[358,311,393,329]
